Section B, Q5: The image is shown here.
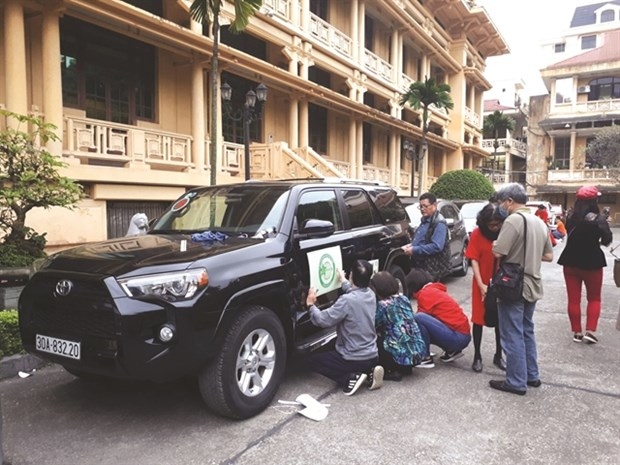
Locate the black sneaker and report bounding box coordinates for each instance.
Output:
[367,365,384,390]
[415,356,435,369]
[573,333,584,343]
[343,372,367,396]
[440,351,464,363]
[583,332,598,344]
[384,370,403,381]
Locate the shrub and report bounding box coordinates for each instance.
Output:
[429,169,495,200]
[0,309,23,358]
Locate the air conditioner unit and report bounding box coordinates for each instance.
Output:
[577,85,591,93]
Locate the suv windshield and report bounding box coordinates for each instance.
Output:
[151,185,291,237]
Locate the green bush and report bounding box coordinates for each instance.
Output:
[0,309,23,358]
[429,169,495,200]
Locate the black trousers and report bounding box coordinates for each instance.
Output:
[306,349,377,387]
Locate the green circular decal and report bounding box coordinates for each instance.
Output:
[318,253,336,288]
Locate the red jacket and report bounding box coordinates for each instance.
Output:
[414,282,471,335]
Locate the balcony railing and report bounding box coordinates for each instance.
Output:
[363,49,393,83]
[464,106,480,127]
[308,13,352,57]
[482,138,527,156]
[64,117,194,170]
[552,98,620,115]
[547,168,619,182]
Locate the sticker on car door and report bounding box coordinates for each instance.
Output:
[307,246,343,296]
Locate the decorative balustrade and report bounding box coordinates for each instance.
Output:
[308,14,352,57]
[464,106,480,126]
[547,168,620,182]
[552,98,620,114]
[262,0,290,19]
[363,49,393,82]
[64,117,193,169]
[361,165,391,184]
[482,138,527,155]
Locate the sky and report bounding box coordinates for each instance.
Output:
[477,0,584,97]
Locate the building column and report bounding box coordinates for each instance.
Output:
[41,8,63,155]
[289,96,299,148]
[357,0,365,64]
[348,119,357,178]
[191,59,206,171]
[356,121,364,179]
[299,98,309,148]
[390,30,400,83]
[350,0,359,62]
[4,0,28,120]
[389,132,398,188]
[569,129,577,170]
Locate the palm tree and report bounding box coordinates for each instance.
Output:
[190,0,262,186]
[400,77,454,194]
[483,110,516,180]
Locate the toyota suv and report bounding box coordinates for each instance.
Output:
[19,179,412,419]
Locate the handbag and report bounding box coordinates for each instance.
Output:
[484,270,499,328]
[490,213,527,302]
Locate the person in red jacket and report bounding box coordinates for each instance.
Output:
[535,204,549,225]
[406,269,471,366]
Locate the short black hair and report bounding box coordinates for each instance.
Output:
[419,192,437,204]
[370,271,399,299]
[350,259,373,288]
[405,269,433,295]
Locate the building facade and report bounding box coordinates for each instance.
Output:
[528,0,620,221]
[0,0,506,250]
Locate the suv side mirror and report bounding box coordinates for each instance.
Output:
[297,219,335,239]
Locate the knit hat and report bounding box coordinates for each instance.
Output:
[576,185,601,200]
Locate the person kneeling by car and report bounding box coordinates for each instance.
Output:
[305,259,384,396]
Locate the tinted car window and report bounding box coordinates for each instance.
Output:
[296,189,343,231]
[440,204,459,222]
[342,189,380,229]
[368,188,408,223]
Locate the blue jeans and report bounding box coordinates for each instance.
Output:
[498,298,539,391]
[414,313,471,355]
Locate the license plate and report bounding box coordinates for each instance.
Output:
[35,334,81,360]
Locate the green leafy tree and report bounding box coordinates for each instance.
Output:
[429,169,495,200]
[0,110,83,267]
[483,111,516,175]
[586,126,620,173]
[399,77,454,193]
[190,0,262,186]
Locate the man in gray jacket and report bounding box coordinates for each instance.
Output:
[306,259,384,395]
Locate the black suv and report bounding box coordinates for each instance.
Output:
[19,180,411,419]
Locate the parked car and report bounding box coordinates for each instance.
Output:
[405,199,469,277]
[458,201,489,237]
[18,179,412,419]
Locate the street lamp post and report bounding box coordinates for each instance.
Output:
[221,82,268,181]
[402,139,416,197]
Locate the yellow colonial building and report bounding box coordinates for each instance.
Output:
[0,0,506,250]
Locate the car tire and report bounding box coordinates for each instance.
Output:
[453,243,469,277]
[198,305,287,419]
[389,265,408,296]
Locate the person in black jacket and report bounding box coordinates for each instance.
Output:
[558,185,613,344]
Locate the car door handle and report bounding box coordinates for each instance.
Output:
[341,245,354,253]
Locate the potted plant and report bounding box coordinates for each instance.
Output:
[0,110,83,308]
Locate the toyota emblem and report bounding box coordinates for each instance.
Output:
[55,280,73,296]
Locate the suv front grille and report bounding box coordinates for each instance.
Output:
[23,273,120,339]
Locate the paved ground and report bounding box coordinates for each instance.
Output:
[1,231,619,465]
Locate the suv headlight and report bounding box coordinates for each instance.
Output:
[118,269,209,301]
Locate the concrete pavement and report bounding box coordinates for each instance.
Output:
[0,230,619,465]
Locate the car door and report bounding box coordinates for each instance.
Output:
[439,202,465,268]
[289,188,356,349]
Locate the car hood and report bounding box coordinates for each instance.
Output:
[43,234,265,276]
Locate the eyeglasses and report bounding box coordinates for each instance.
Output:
[418,203,433,210]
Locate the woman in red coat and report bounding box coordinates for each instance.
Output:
[465,202,507,373]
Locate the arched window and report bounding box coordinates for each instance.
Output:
[588,77,620,100]
[601,9,615,22]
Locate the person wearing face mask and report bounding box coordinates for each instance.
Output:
[465,202,507,373]
[401,192,450,281]
[490,183,554,396]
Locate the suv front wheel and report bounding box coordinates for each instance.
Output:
[198,305,287,419]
